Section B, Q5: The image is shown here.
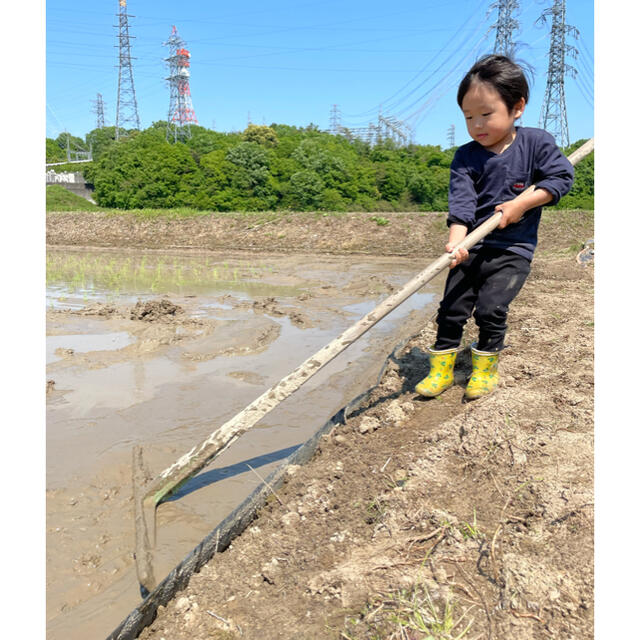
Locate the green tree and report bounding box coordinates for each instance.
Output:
[226,143,272,194]
[85,127,117,161]
[61,123,593,213]
[46,138,67,163]
[242,124,279,147]
[86,128,200,208]
[287,170,325,209]
[377,163,406,201]
[557,139,594,209]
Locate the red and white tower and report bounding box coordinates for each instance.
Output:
[163,26,198,142]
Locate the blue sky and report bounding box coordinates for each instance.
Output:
[46,0,593,148]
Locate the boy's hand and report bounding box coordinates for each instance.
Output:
[495,187,553,229]
[495,199,527,228]
[445,242,469,268]
[446,223,469,269]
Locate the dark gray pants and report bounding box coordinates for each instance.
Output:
[434,248,531,352]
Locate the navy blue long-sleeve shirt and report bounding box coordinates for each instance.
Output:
[447,126,574,260]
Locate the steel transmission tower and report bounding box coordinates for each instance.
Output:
[163,26,198,142]
[115,0,140,139]
[329,104,341,135]
[92,93,106,129]
[447,124,455,148]
[490,0,520,58]
[537,0,578,148]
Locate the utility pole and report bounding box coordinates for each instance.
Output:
[115,0,141,140]
[537,0,578,148]
[490,0,520,59]
[163,25,198,142]
[92,93,106,129]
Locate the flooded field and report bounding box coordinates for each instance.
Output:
[46,247,446,640]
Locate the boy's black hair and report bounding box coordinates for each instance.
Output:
[457,54,530,111]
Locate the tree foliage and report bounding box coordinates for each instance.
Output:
[556,139,594,209]
[61,124,594,211]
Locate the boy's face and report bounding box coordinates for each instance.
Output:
[461,81,525,154]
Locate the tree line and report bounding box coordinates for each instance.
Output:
[46,123,594,211]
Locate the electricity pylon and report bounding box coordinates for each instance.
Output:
[490,0,520,58]
[537,0,578,148]
[163,25,198,142]
[115,0,141,140]
[92,93,106,129]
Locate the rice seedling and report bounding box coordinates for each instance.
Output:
[46,250,292,301]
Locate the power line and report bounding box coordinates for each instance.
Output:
[396,30,491,123]
[341,0,487,120]
[409,32,492,130]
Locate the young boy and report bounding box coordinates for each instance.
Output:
[415,54,574,400]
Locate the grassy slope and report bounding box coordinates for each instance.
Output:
[46,185,98,212]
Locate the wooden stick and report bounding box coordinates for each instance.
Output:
[132,446,156,591]
[133,137,594,593]
[142,210,506,505]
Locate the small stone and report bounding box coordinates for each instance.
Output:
[286,464,301,476]
[359,416,380,434]
[514,452,528,465]
[393,469,408,484]
[281,511,301,527]
[261,558,280,585]
[434,566,448,584]
[175,596,190,612]
[334,434,347,444]
[384,400,407,425]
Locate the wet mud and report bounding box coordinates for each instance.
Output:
[46,248,445,640]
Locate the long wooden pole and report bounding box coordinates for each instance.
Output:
[133,137,593,592]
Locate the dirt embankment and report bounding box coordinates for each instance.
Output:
[48,210,594,639]
[46,210,451,256]
[46,208,592,258]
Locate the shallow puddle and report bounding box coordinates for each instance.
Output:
[46,247,446,640]
[47,332,136,364]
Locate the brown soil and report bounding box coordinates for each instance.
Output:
[46,209,592,257]
[48,210,594,640]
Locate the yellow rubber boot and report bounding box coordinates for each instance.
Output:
[415,347,458,397]
[464,347,500,400]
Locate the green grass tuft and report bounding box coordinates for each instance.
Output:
[343,581,476,639]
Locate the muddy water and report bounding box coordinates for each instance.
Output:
[46,247,446,640]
